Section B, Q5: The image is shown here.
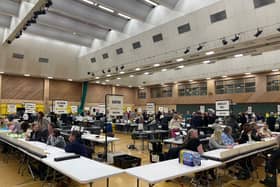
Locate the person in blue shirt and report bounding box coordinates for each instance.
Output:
[65,131,89,158]
[221,126,235,145]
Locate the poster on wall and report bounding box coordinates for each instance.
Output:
[7,104,17,114]
[215,100,230,117]
[106,95,124,117]
[146,103,155,114]
[200,105,205,113]
[24,103,36,113]
[71,106,78,114]
[54,100,68,114]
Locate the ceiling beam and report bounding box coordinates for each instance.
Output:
[37,11,108,40]
[51,0,127,32]
[94,0,152,21]
[26,23,93,47]
[0,0,20,17]
[2,0,48,45]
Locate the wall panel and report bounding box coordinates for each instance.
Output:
[115,87,136,104]
[1,75,44,100]
[49,80,82,102]
[86,84,112,103]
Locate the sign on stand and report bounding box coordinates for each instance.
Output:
[146,103,155,114]
[7,104,17,114]
[106,95,124,117]
[71,106,78,114]
[215,100,230,117]
[200,105,205,113]
[24,103,36,113]
[54,100,68,114]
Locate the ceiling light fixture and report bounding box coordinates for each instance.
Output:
[254,28,263,38]
[222,38,228,45]
[119,71,125,74]
[176,58,184,62]
[197,44,203,51]
[117,77,121,80]
[102,70,106,74]
[244,72,251,75]
[24,74,30,77]
[277,27,280,32]
[232,34,240,42]
[206,51,215,55]
[96,81,100,84]
[118,13,131,20]
[206,78,211,80]
[82,0,94,5]
[106,74,111,77]
[153,63,160,67]
[184,48,190,54]
[272,69,279,72]
[144,0,158,7]
[105,79,110,82]
[144,72,149,75]
[98,5,114,13]
[222,75,227,78]
[234,54,243,58]
[47,76,53,79]
[0,72,4,74]
[67,79,73,81]
[161,69,167,72]
[128,85,132,88]
[178,65,184,69]
[95,77,100,79]
[129,75,135,78]
[116,84,120,86]
[203,60,211,64]
[135,68,141,71]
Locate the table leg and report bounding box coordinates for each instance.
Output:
[89,182,93,187]
[137,178,139,187]
[149,184,154,187]
[106,178,109,187]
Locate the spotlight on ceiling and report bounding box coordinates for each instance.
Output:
[107,69,111,73]
[222,38,228,45]
[115,66,119,72]
[87,72,91,75]
[184,48,190,54]
[197,45,203,51]
[254,28,263,38]
[120,65,124,70]
[45,0,53,8]
[91,73,95,76]
[22,26,27,31]
[102,70,106,74]
[231,34,240,42]
[7,40,11,44]
[277,27,280,32]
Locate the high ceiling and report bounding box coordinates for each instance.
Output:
[0,0,180,47]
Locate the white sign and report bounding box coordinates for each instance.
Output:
[54,100,68,114]
[200,105,205,113]
[216,110,230,117]
[137,107,142,113]
[277,105,280,115]
[158,107,164,112]
[247,106,252,114]
[146,103,155,114]
[24,103,36,113]
[7,104,17,114]
[106,95,124,116]
[216,100,230,111]
[71,106,78,114]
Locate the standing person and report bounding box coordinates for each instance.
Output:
[266,112,276,132]
[37,112,49,131]
[191,112,203,129]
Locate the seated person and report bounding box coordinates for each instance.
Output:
[65,131,89,158]
[239,123,252,144]
[260,136,280,186]
[183,129,204,154]
[209,127,232,150]
[251,123,262,141]
[47,123,66,149]
[259,124,272,138]
[169,114,182,138]
[26,123,48,142]
[222,126,235,145]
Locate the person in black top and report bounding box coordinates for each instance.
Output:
[26,123,48,143]
[65,131,89,158]
[183,129,204,154]
[191,112,203,129]
[266,112,276,132]
[251,123,262,141]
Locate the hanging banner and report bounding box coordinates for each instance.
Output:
[71,106,78,114]
[7,104,17,114]
[200,105,205,113]
[146,103,155,114]
[106,95,124,117]
[24,103,36,113]
[54,100,68,114]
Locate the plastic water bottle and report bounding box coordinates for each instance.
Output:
[193,152,201,166]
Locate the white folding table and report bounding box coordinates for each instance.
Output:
[126,159,222,187]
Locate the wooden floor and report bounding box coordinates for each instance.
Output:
[0,133,277,187]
